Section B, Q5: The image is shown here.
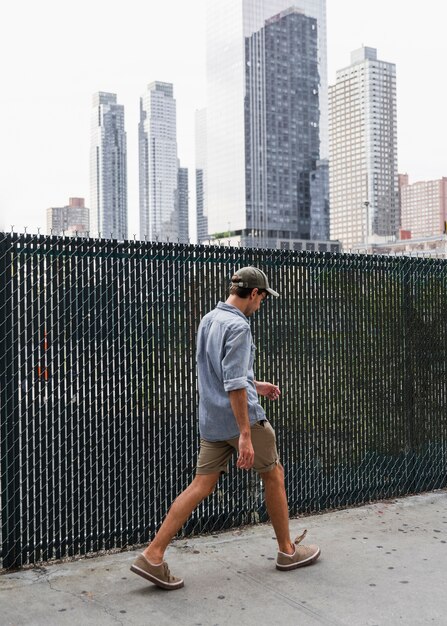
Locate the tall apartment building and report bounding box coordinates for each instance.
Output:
[206,0,329,248]
[400,176,447,238]
[329,47,398,250]
[195,108,208,244]
[90,92,128,239]
[139,82,179,242]
[177,165,189,244]
[47,197,89,236]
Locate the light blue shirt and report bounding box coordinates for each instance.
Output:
[197,302,266,441]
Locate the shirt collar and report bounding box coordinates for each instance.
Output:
[216,301,249,322]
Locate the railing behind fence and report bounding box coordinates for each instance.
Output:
[1,232,446,569]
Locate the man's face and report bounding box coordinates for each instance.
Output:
[245,288,268,316]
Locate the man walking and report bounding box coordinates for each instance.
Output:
[131,267,320,589]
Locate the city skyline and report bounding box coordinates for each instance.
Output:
[1,0,446,239]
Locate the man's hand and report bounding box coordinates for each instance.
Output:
[237,433,255,470]
[255,381,281,401]
[228,388,255,470]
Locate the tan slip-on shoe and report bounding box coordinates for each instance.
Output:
[276,530,321,571]
[130,554,184,590]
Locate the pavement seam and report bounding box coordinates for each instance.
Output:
[216,557,343,626]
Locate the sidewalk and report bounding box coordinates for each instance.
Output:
[2,491,447,626]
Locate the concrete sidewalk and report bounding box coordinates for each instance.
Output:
[1,491,447,626]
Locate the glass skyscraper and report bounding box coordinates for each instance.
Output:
[139,82,179,242]
[206,0,328,246]
[177,165,189,244]
[90,92,128,239]
[195,108,208,243]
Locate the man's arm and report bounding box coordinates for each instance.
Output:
[229,388,255,470]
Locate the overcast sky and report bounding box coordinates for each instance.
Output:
[1,0,446,237]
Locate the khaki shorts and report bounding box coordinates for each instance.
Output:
[196,420,279,475]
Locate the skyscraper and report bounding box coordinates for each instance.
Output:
[90,92,128,239]
[206,0,328,247]
[195,108,208,244]
[329,47,398,250]
[139,82,179,242]
[47,197,89,236]
[177,165,189,244]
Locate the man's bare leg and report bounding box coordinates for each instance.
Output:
[144,472,220,564]
[262,463,294,554]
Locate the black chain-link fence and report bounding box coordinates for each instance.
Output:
[1,232,446,570]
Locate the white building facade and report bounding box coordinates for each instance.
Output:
[205,0,328,245]
[329,47,398,250]
[139,82,179,242]
[90,92,128,239]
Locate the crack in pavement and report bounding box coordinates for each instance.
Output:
[44,574,125,626]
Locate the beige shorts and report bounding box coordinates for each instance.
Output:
[196,420,279,475]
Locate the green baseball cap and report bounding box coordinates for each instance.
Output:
[231,266,279,297]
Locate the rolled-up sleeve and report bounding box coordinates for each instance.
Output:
[222,326,251,392]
